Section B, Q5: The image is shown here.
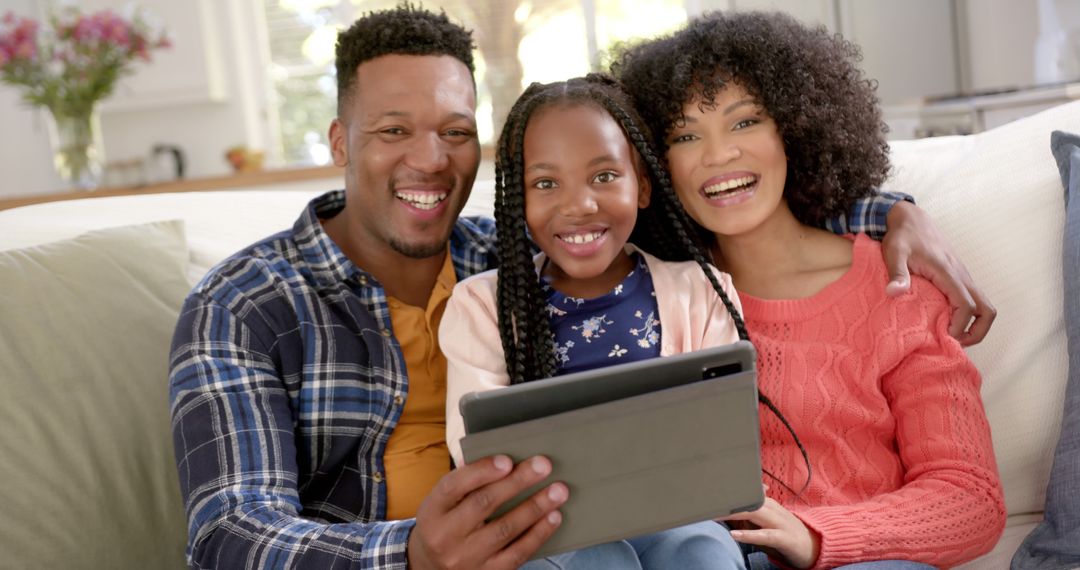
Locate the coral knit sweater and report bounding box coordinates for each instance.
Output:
[739,235,1005,569]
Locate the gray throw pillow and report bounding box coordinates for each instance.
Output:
[1012,130,1080,570]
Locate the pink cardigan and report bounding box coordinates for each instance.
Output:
[440,245,742,465]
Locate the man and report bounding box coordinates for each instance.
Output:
[169,5,994,569]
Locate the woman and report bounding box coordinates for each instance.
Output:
[614,11,1005,570]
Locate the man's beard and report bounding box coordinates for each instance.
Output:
[388,235,448,259]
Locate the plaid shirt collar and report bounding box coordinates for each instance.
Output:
[292,190,499,290]
[292,190,362,288]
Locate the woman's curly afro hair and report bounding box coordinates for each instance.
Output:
[335,2,475,115]
[611,11,891,227]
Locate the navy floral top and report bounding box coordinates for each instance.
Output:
[543,253,662,375]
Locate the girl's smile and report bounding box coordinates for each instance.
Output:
[554,225,611,256]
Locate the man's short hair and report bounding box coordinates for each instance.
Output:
[335,2,476,115]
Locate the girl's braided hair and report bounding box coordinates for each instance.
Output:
[494,73,746,383]
[495,72,811,495]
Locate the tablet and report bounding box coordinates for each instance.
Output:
[458,340,763,559]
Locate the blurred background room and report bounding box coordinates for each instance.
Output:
[1,0,1078,206]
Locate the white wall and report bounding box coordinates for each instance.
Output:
[961,0,1041,92]
[691,0,960,104]
[722,0,835,28]
[686,0,1065,104]
[98,0,277,183]
[841,0,959,104]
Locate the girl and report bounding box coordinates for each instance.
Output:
[440,74,751,569]
[614,11,1006,570]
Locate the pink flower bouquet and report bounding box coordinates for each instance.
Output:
[0,7,169,116]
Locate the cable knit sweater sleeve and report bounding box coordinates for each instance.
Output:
[788,277,1006,569]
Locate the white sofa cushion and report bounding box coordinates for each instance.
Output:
[885,100,1080,568]
[0,191,320,284]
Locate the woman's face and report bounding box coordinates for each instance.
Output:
[664,83,788,239]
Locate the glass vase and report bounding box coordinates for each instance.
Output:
[46,106,105,191]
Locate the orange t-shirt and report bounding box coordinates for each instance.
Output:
[383,252,456,520]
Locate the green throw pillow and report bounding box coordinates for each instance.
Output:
[0,220,190,569]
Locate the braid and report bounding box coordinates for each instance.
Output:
[493,136,525,381]
[511,99,559,381]
[494,100,527,382]
[495,85,559,384]
[662,196,750,341]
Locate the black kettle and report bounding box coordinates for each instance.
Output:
[152,144,186,181]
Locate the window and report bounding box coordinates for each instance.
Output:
[262,0,687,167]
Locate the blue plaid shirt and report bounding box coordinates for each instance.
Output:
[826,190,914,237]
[168,189,905,569]
[169,190,497,569]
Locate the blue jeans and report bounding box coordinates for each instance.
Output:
[523,520,745,569]
[746,550,936,570]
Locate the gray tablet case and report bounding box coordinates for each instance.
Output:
[459,341,763,559]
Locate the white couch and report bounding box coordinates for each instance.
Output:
[0,99,1076,569]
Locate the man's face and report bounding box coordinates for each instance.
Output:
[330,54,479,259]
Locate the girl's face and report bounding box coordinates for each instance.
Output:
[664,83,789,239]
[523,103,651,298]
